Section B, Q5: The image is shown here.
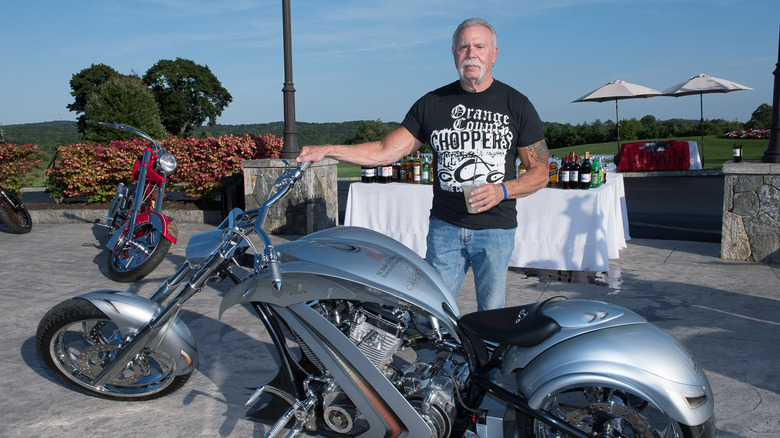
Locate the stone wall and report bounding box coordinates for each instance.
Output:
[241,158,338,235]
[721,161,780,263]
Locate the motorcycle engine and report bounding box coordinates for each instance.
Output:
[305,301,469,438]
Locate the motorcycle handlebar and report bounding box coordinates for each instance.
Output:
[247,161,311,290]
[99,122,165,154]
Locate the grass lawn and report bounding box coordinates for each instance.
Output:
[336,136,771,177]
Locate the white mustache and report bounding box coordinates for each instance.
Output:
[460,59,483,70]
[458,59,486,84]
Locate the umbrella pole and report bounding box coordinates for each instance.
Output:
[615,100,620,153]
[699,93,704,164]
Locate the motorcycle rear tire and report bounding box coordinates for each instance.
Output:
[0,189,33,234]
[36,298,191,401]
[107,223,172,282]
[516,384,715,438]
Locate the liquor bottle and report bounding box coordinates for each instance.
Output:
[559,154,570,190]
[391,161,400,182]
[569,154,580,190]
[580,152,592,190]
[517,160,526,177]
[548,155,558,188]
[422,156,431,184]
[412,152,422,184]
[398,157,408,183]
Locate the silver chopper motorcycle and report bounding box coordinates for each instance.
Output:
[36,162,714,438]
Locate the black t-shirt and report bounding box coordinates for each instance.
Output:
[402,80,544,229]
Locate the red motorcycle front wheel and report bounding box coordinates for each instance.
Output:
[107,223,172,282]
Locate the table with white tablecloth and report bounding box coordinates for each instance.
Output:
[344,174,630,272]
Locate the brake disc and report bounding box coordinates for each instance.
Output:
[76,344,144,385]
[566,402,652,437]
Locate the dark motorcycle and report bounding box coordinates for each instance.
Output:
[96,123,178,282]
[0,186,33,234]
[37,161,714,437]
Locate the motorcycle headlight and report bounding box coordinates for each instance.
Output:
[158,152,177,173]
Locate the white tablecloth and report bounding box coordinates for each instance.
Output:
[344,174,630,272]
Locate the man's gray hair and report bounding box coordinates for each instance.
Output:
[452,17,497,49]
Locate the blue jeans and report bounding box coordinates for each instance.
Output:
[425,218,516,311]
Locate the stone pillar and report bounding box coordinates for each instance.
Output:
[241,158,338,235]
[721,161,780,263]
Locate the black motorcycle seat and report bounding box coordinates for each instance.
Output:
[458,298,562,348]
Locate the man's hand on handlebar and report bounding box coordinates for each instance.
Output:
[296,145,328,164]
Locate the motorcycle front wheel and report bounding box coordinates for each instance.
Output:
[518,385,714,438]
[107,222,172,282]
[0,189,33,234]
[36,298,191,401]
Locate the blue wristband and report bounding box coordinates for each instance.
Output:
[500,183,507,200]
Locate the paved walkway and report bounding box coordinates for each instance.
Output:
[0,223,778,437]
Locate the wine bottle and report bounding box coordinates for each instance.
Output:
[569,154,580,190]
[733,144,743,163]
[362,166,376,183]
[559,154,570,189]
[422,156,430,184]
[580,152,592,190]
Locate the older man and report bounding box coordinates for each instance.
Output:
[297,17,548,311]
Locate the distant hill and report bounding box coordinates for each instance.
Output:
[191,120,400,146]
[1,120,400,158]
[1,121,79,156]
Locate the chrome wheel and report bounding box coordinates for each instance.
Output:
[37,298,190,400]
[107,223,171,282]
[49,318,177,395]
[528,386,685,438]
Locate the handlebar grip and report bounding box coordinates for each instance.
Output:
[268,257,283,291]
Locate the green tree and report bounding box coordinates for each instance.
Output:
[83,76,168,143]
[346,119,393,144]
[143,58,232,136]
[619,118,640,142]
[745,103,772,129]
[638,115,663,139]
[68,64,123,135]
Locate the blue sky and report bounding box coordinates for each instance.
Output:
[2,0,778,128]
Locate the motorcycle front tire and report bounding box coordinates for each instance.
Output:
[107,223,172,282]
[0,190,33,234]
[36,298,191,401]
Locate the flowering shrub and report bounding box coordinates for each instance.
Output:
[46,139,149,201]
[46,133,283,202]
[723,128,770,139]
[0,142,44,194]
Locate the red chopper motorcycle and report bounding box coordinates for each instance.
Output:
[96,123,178,282]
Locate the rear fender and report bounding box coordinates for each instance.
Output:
[78,290,198,376]
[506,323,713,427]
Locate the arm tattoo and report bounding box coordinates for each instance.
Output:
[527,139,549,164]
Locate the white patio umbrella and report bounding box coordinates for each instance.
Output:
[572,80,663,151]
[662,73,752,161]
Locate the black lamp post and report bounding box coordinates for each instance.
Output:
[279,0,299,159]
[762,26,780,163]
